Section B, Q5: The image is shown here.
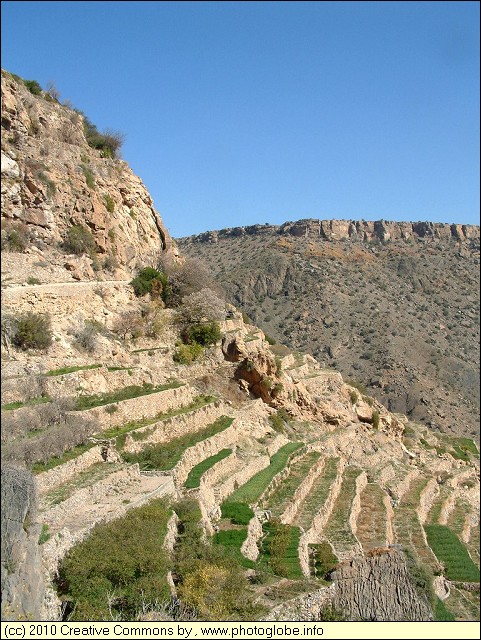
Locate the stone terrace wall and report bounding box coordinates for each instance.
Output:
[44,366,153,399]
[172,419,242,485]
[280,456,326,524]
[240,515,263,561]
[74,384,196,431]
[123,401,226,453]
[36,446,108,494]
[261,584,336,621]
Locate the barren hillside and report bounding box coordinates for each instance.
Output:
[178,220,480,441]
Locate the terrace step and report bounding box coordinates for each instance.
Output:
[392,475,440,572]
[321,466,364,561]
[71,383,196,432]
[41,463,175,536]
[356,483,389,551]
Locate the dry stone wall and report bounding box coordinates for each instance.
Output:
[78,384,195,431]
[123,401,226,453]
[36,446,112,494]
[240,515,263,561]
[44,366,153,399]
[280,456,326,524]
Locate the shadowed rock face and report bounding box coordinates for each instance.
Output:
[332,549,433,621]
[1,466,46,620]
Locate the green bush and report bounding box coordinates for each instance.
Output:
[103,193,115,213]
[64,224,97,255]
[173,341,204,364]
[82,114,124,159]
[311,542,338,579]
[372,410,380,429]
[1,222,30,252]
[23,79,42,95]
[182,322,221,347]
[80,164,95,189]
[12,312,52,350]
[130,267,168,300]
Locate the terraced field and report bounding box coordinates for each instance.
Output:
[185,448,232,488]
[392,476,439,572]
[356,482,388,551]
[41,462,125,508]
[425,484,452,524]
[264,451,321,517]
[122,416,235,470]
[322,466,362,558]
[223,442,303,507]
[293,457,339,530]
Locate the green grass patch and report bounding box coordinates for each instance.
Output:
[259,520,303,579]
[73,381,183,410]
[45,364,102,376]
[225,442,303,506]
[122,416,234,471]
[220,502,254,526]
[434,597,455,621]
[213,529,255,569]
[1,396,51,411]
[32,442,96,474]
[424,524,480,582]
[131,346,168,354]
[185,449,232,488]
[106,366,133,373]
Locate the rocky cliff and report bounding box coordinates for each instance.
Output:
[184,218,479,245]
[1,69,174,280]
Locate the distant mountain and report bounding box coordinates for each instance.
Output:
[178,219,480,441]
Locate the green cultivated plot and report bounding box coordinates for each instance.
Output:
[185,448,232,488]
[425,524,480,582]
[265,451,321,517]
[123,416,234,470]
[294,457,339,530]
[225,442,303,506]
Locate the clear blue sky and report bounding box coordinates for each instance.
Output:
[1,1,479,237]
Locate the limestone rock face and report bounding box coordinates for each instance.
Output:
[332,549,433,621]
[1,70,174,273]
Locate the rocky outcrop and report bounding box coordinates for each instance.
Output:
[1,466,46,620]
[332,548,433,621]
[182,218,479,245]
[1,70,174,275]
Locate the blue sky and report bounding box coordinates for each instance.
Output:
[1,1,479,237]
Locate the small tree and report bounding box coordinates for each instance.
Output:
[178,288,225,325]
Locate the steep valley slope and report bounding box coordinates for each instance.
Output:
[1,69,480,623]
[178,220,480,442]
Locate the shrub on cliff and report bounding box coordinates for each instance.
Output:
[9,312,53,351]
[63,224,97,256]
[130,267,168,301]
